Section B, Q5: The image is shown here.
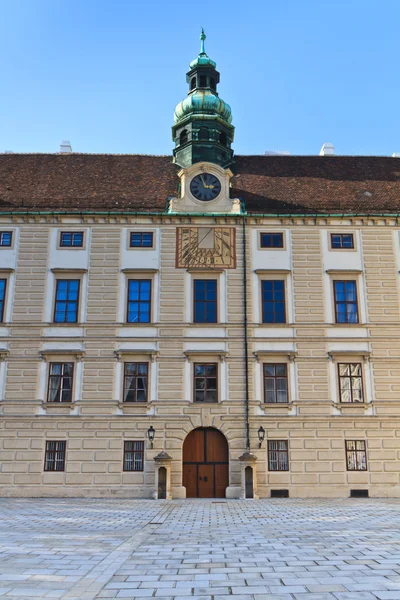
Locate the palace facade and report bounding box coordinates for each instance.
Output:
[1,32,400,499]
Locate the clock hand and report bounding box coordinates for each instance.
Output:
[200,175,207,187]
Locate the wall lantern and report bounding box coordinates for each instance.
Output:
[147,425,156,448]
[257,426,265,448]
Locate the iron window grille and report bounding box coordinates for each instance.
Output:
[333,280,358,323]
[331,233,354,249]
[264,363,288,403]
[127,279,151,323]
[261,280,286,323]
[59,232,84,247]
[0,231,12,247]
[260,232,284,248]
[54,280,80,323]
[123,362,148,402]
[0,279,6,322]
[194,363,218,403]
[47,363,74,403]
[130,232,153,248]
[193,279,217,323]
[268,440,289,471]
[346,440,367,471]
[338,363,363,403]
[123,440,144,471]
[44,441,66,471]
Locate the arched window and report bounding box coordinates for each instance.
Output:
[210,77,216,91]
[199,75,207,87]
[190,77,196,91]
[180,129,188,145]
[198,127,208,140]
[219,131,227,146]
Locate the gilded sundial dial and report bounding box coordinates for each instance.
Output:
[176,227,236,269]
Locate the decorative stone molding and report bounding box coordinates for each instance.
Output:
[114,349,159,362]
[0,350,9,361]
[254,269,291,275]
[328,350,370,362]
[184,350,227,363]
[325,269,363,274]
[121,268,158,274]
[40,349,85,361]
[253,350,297,363]
[50,268,88,273]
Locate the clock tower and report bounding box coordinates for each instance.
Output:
[172,30,235,169]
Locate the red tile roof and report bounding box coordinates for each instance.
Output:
[0,153,399,214]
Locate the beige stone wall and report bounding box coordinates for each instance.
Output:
[1,217,400,498]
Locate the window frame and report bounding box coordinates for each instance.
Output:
[337,362,364,404]
[261,279,286,324]
[126,279,152,324]
[345,440,367,471]
[193,362,218,403]
[123,440,144,472]
[44,440,66,472]
[122,362,149,403]
[47,362,74,403]
[263,363,289,404]
[53,279,80,324]
[267,440,289,471]
[330,233,355,250]
[259,232,285,249]
[0,231,12,247]
[59,231,84,248]
[0,278,7,323]
[129,232,154,249]
[193,278,218,324]
[333,279,359,324]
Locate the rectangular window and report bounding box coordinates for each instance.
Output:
[54,280,80,323]
[193,279,217,323]
[261,280,286,323]
[123,440,144,471]
[47,363,74,403]
[60,232,84,247]
[127,279,151,323]
[331,233,354,249]
[333,280,358,323]
[0,231,12,247]
[44,441,66,471]
[260,232,284,248]
[264,364,288,403]
[123,362,148,402]
[130,232,153,248]
[338,363,363,403]
[194,363,218,403]
[0,279,6,322]
[346,440,367,471]
[268,440,289,471]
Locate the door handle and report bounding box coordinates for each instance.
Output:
[204,476,208,482]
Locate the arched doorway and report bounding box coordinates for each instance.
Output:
[183,427,229,498]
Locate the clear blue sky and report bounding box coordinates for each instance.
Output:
[2,0,399,156]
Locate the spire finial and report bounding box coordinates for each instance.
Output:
[200,28,206,55]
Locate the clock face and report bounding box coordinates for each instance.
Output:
[190,173,221,201]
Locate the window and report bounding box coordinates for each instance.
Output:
[0,279,6,322]
[338,363,363,403]
[261,280,286,323]
[198,127,208,140]
[0,231,12,247]
[123,441,144,471]
[260,233,284,248]
[190,77,196,90]
[44,441,66,471]
[331,233,354,249]
[219,131,227,146]
[264,364,288,403]
[123,362,148,402]
[60,232,84,247]
[210,77,216,91]
[199,75,207,87]
[194,279,217,323]
[194,363,218,403]
[127,280,151,323]
[47,363,74,403]
[268,440,289,471]
[54,280,80,323]
[180,129,188,145]
[333,281,358,323]
[346,440,367,471]
[130,232,153,248]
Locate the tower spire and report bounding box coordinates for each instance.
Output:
[200,28,206,55]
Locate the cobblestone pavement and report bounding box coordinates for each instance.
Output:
[0,499,400,599]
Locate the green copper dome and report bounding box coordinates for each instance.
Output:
[174,90,232,125]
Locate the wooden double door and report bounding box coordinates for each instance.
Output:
[183,428,229,498]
